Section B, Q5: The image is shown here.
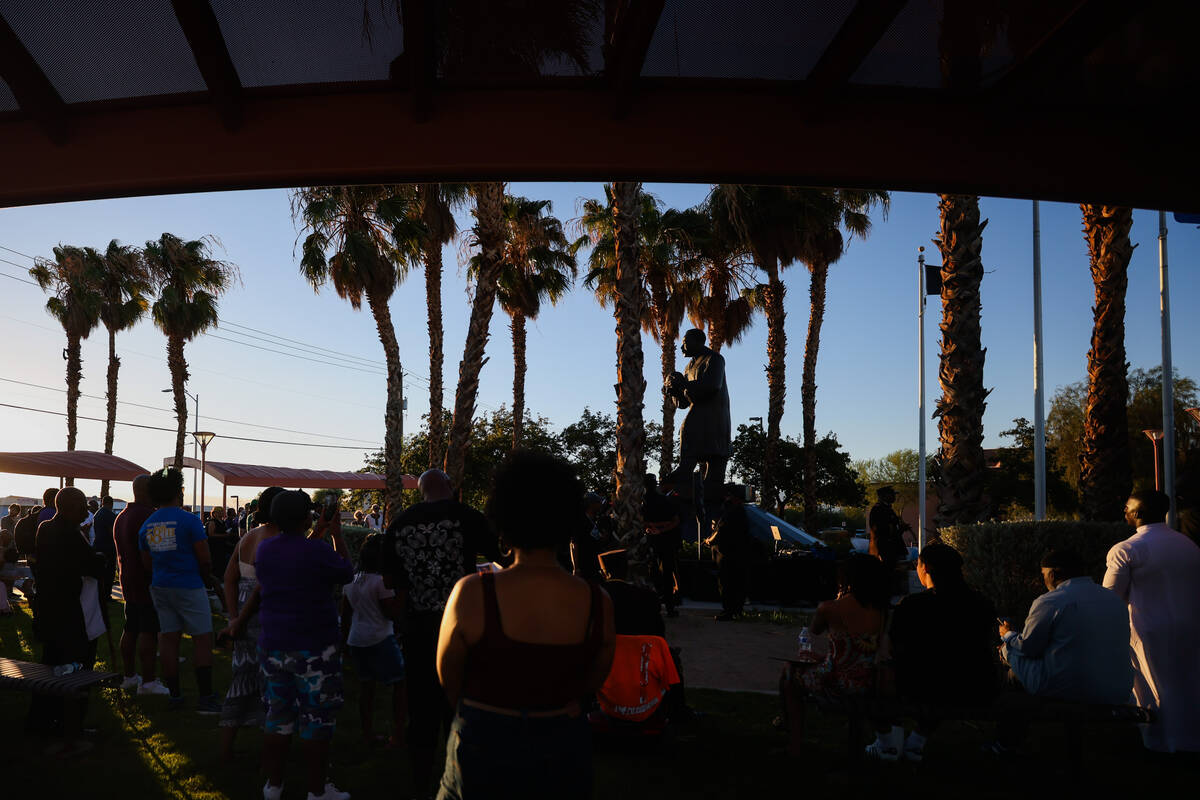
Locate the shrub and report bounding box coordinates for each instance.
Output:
[939,519,1131,620]
[339,525,374,561]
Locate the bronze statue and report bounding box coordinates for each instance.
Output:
[665,328,731,515]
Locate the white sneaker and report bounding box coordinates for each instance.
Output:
[138,679,171,696]
[307,783,350,800]
[263,780,283,800]
[120,674,142,692]
[864,725,904,762]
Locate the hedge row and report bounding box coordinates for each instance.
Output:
[940,520,1132,620]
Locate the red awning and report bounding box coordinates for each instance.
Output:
[0,450,150,481]
[165,457,417,491]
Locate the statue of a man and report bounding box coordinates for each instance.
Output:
[665,328,731,514]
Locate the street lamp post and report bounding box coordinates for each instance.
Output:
[748,416,765,506]
[1143,429,1165,491]
[193,431,216,517]
[163,388,199,510]
[231,494,239,515]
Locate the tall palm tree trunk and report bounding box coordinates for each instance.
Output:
[64,331,82,487]
[445,182,505,490]
[934,194,989,525]
[659,327,676,481]
[611,181,650,582]
[801,262,829,535]
[101,326,120,498]
[763,258,786,514]
[1079,204,1134,521]
[367,291,407,523]
[166,333,189,470]
[423,210,446,469]
[511,313,527,450]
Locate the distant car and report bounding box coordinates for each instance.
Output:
[742,504,833,559]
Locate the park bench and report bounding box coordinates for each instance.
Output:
[810,692,1154,775]
[0,656,121,698]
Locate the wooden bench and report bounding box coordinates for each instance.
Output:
[0,656,121,698]
[812,693,1154,775]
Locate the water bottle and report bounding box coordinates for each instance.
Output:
[797,626,812,656]
[53,662,82,677]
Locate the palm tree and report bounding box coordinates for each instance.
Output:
[708,185,816,513]
[29,246,104,484]
[674,205,758,353]
[797,189,890,535]
[96,240,150,498]
[1079,204,1135,521]
[490,195,577,450]
[144,234,237,472]
[292,187,422,520]
[580,188,697,479]
[414,183,471,469]
[445,182,507,490]
[609,180,650,570]
[933,195,990,525]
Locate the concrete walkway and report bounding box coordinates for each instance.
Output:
[664,606,812,694]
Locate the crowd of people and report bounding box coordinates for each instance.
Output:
[2,460,1198,797]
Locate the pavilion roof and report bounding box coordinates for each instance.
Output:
[165,457,417,491]
[0,450,150,482]
[1,1,1196,211]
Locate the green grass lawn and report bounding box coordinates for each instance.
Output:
[2,601,1194,799]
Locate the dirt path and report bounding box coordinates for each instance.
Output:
[664,608,809,693]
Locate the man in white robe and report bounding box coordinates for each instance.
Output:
[1105,490,1200,753]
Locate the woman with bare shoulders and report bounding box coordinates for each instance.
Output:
[217,485,285,761]
[436,451,616,800]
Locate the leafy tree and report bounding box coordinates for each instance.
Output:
[853,448,942,523]
[144,234,238,469]
[729,424,863,517]
[558,407,663,497]
[96,240,150,497]
[988,418,1078,518]
[292,185,423,520]
[29,245,104,482]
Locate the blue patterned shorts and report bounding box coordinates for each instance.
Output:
[259,645,344,740]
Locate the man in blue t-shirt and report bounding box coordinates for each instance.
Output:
[138,468,217,713]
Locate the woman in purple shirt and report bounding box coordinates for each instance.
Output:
[255,490,354,800]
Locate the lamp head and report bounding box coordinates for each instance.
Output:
[193,431,216,448]
[1143,429,1165,443]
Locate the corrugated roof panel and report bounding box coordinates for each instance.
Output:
[641,0,857,80]
[0,0,206,103]
[211,0,404,88]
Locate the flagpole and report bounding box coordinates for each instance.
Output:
[917,247,927,553]
[1032,201,1047,520]
[1159,210,1177,527]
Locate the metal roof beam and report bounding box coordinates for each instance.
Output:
[171,0,243,130]
[807,0,907,87]
[0,13,69,144]
[606,0,665,118]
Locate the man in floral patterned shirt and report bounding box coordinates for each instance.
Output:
[381,469,499,799]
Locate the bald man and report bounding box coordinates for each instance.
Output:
[380,469,500,798]
[29,487,108,743]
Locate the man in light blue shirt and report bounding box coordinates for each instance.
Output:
[999,548,1132,704]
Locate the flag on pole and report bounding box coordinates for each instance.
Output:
[1173,212,1200,224]
[925,264,942,295]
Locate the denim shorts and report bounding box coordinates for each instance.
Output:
[149,586,213,635]
[350,634,406,685]
[260,645,344,741]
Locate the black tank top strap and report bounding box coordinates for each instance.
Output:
[480,571,505,643]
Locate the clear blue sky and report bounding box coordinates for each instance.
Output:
[1,185,1197,505]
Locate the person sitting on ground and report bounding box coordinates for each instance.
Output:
[436,451,616,800]
[867,543,998,762]
[29,486,107,755]
[993,547,1133,753]
[217,485,285,761]
[112,475,170,696]
[138,467,219,714]
[255,490,354,800]
[342,533,407,748]
[1105,490,1200,754]
[780,554,891,756]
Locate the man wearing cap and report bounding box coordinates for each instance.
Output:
[705,484,752,621]
[666,328,731,523]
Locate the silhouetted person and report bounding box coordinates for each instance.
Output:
[666,328,731,521]
[705,484,751,621]
[642,473,682,617]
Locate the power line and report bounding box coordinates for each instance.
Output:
[0,401,380,451]
[220,320,386,368]
[0,377,382,445]
[0,244,36,261]
[202,332,387,376]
